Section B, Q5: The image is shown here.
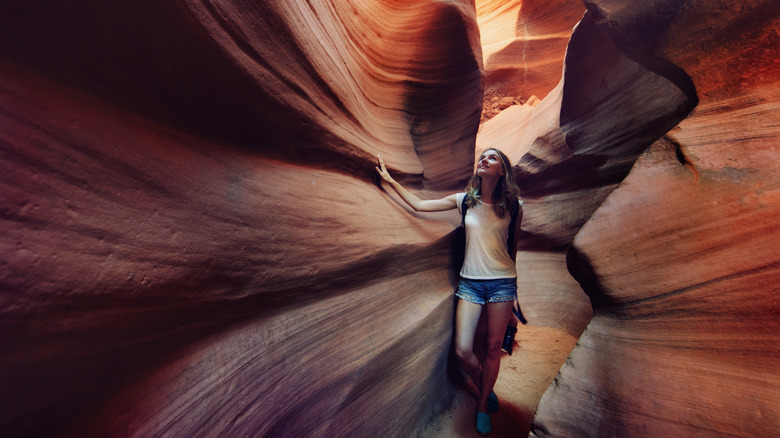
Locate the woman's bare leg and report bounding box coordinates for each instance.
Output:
[477,301,514,412]
[454,298,483,389]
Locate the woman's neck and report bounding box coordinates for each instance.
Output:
[480,176,499,204]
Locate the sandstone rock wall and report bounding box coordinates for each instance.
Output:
[0,1,484,436]
[473,1,778,436]
[477,0,584,102]
[2,0,778,436]
[475,2,698,340]
[531,1,780,436]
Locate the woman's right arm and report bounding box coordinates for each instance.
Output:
[376,154,459,212]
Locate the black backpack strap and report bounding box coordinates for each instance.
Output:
[506,199,521,258]
[460,193,470,226]
[513,304,528,324]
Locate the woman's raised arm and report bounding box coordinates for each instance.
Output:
[375,154,459,212]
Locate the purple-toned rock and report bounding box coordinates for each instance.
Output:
[0,1,483,436]
[532,1,780,436]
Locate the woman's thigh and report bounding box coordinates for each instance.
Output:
[484,301,514,348]
[454,298,483,353]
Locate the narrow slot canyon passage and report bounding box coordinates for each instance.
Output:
[1,1,778,437]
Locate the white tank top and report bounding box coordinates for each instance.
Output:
[457,193,519,279]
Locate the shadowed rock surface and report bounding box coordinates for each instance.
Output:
[530,1,780,436]
[1,1,481,436]
[1,0,778,437]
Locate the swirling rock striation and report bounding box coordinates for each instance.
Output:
[531,1,780,436]
[475,5,697,339]
[0,0,483,436]
[477,0,584,102]
[2,0,777,436]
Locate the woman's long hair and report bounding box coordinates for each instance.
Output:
[464,148,521,217]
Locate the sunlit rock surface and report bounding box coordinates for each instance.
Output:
[532,1,780,436]
[476,0,584,104]
[0,1,483,436]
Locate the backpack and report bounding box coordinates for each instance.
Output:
[459,193,527,324]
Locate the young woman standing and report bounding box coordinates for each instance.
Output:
[376,148,523,435]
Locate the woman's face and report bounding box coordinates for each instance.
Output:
[476,150,505,178]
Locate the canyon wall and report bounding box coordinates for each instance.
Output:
[477,0,584,100]
[1,0,777,437]
[0,1,484,436]
[474,0,778,436]
[476,0,585,122]
[531,0,780,436]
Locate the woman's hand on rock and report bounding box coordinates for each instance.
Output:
[375,154,394,183]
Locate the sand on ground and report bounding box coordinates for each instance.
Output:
[417,325,578,437]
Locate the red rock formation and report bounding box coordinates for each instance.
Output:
[2,0,777,436]
[0,1,483,436]
[477,0,584,118]
[530,1,780,436]
[476,1,698,342]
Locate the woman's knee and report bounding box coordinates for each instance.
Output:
[454,344,474,362]
[484,339,503,359]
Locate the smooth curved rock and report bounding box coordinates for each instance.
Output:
[0,0,482,188]
[0,1,483,436]
[532,1,780,436]
[474,7,697,342]
[2,0,778,436]
[477,0,584,102]
[515,251,592,336]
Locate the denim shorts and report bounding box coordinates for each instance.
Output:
[456,277,517,305]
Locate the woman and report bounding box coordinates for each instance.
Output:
[375,148,523,436]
